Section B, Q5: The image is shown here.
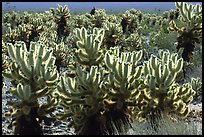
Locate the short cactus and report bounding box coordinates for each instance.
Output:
[135,50,195,129]
[91,8,107,28]
[190,77,202,101]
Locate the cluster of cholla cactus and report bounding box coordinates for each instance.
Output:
[169,2,202,62]
[3,41,59,135]
[134,50,195,129]
[91,9,107,28]
[163,9,180,21]
[2,2,202,135]
[48,41,67,72]
[123,32,143,51]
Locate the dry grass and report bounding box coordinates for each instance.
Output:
[106,115,202,135]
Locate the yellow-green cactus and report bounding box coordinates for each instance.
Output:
[49,41,67,71]
[91,9,107,28]
[190,77,202,101]
[26,18,44,43]
[50,4,71,38]
[135,50,195,125]
[2,27,19,45]
[169,2,202,62]
[56,65,106,135]
[2,53,10,87]
[73,27,105,67]
[73,14,93,29]
[103,48,143,134]
[3,41,59,135]
[124,32,143,51]
[103,22,123,49]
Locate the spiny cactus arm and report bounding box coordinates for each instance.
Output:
[175,2,202,29]
[57,76,72,97]
[175,2,188,22]
[30,87,51,101]
[172,99,190,117]
[190,77,202,93]
[16,83,31,102]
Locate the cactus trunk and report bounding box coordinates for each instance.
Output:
[14,106,43,135]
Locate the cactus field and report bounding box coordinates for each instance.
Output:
[2,2,202,135]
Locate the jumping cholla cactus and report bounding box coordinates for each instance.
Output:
[3,41,59,135]
[56,66,106,135]
[2,53,9,87]
[49,41,67,72]
[26,18,44,43]
[135,50,195,126]
[102,47,143,134]
[50,4,71,38]
[190,77,202,101]
[91,9,107,28]
[124,32,143,51]
[169,2,202,62]
[103,22,123,49]
[72,27,105,68]
[73,14,93,29]
[3,26,19,45]
[120,13,132,34]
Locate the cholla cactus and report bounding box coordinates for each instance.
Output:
[175,2,202,28]
[73,27,105,67]
[103,48,143,134]
[121,10,143,34]
[169,2,202,62]
[103,22,123,49]
[56,66,106,135]
[135,50,195,126]
[124,32,143,51]
[163,9,180,21]
[2,54,10,87]
[48,41,67,71]
[3,41,59,135]
[121,15,130,34]
[73,14,93,29]
[26,18,44,43]
[50,4,71,38]
[190,77,202,101]
[2,26,18,45]
[91,9,107,28]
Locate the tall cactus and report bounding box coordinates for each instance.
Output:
[50,4,71,38]
[56,66,106,135]
[169,2,202,62]
[103,48,143,134]
[3,41,59,135]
